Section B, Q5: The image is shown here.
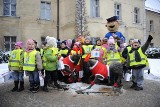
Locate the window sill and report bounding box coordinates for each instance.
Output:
[132,22,142,25]
[37,18,53,21]
[149,31,155,33]
[0,15,20,19]
[89,17,103,20]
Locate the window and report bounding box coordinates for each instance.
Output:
[134,7,140,23]
[114,3,121,20]
[3,0,16,16]
[149,20,154,32]
[40,1,51,20]
[41,37,45,42]
[4,36,16,51]
[90,0,100,18]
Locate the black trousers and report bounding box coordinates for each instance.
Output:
[44,70,58,87]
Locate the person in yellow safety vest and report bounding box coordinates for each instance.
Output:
[106,36,121,65]
[40,41,47,76]
[106,36,122,86]
[81,36,94,83]
[122,38,134,76]
[95,39,107,65]
[40,41,47,57]
[128,35,153,91]
[8,41,24,92]
[23,39,43,93]
[42,36,63,92]
[58,41,69,58]
[82,36,94,58]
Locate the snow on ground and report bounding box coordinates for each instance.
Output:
[144,59,160,81]
[0,59,160,94]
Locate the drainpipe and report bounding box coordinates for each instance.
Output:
[143,0,147,44]
[57,0,60,40]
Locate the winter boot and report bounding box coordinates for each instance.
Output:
[43,86,49,92]
[17,81,24,92]
[11,81,19,92]
[130,82,137,89]
[32,84,39,93]
[135,86,143,91]
[54,82,63,89]
[29,83,34,92]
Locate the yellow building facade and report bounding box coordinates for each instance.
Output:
[0,0,153,51]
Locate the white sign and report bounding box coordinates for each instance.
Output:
[91,50,100,57]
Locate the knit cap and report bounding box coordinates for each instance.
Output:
[15,41,23,48]
[108,36,115,45]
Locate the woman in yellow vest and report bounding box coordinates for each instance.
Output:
[42,36,62,92]
[128,35,153,91]
[23,39,43,93]
[9,42,24,92]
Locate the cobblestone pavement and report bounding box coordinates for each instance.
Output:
[0,79,160,107]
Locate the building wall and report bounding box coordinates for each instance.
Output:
[146,10,160,47]
[0,0,155,50]
[0,0,56,50]
[86,0,145,44]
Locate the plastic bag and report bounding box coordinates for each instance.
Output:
[1,71,14,82]
[57,57,65,70]
[39,71,44,86]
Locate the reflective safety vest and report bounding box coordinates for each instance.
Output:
[40,48,44,56]
[59,49,68,56]
[95,46,101,50]
[101,47,107,64]
[9,49,23,67]
[107,51,121,65]
[145,54,149,66]
[82,45,94,58]
[23,50,37,71]
[129,48,146,67]
[42,47,58,68]
[127,46,132,52]
[70,50,81,55]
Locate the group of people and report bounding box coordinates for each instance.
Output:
[8,33,153,93]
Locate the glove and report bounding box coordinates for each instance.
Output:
[114,83,118,87]
[148,35,153,41]
[90,81,95,85]
[148,69,150,74]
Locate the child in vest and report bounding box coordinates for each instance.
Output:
[128,35,153,91]
[23,39,43,93]
[9,42,24,92]
[43,36,62,92]
[58,41,69,58]
[107,36,122,86]
[81,36,94,83]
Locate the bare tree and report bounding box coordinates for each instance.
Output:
[75,0,88,37]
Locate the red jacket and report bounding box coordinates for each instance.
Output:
[90,61,108,79]
[62,55,75,76]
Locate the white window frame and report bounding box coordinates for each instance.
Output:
[40,1,51,20]
[3,0,16,16]
[114,3,121,20]
[134,7,140,23]
[90,0,100,18]
[4,36,16,51]
[149,20,154,32]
